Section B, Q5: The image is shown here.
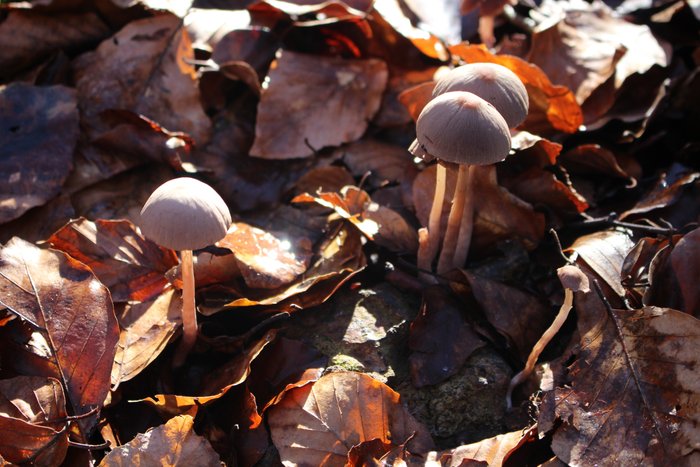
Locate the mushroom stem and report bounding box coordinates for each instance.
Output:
[418,162,447,275]
[506,288,574,409]
[174,249,196,367]
[436,164,471,274]
[451,165,476,269]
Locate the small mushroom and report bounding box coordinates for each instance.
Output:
[140,177,232,366]
[410,91,511,276]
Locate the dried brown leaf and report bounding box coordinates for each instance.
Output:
[98,414,221,467]
[447,428,534,466]
[670,227,700,316]
[540,304,700,466]
[0,83,78,224]
[268,371,434,466]
[47,218,179,303]
[0,238,118,434]
[0,376,68,466]
[250,50,388,159]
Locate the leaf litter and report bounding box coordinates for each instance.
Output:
[0,0,698,464]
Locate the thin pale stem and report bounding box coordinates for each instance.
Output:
[174,249,196,367]
[417,162,447,275]
[451,164,476,269]
[506,288,574,409]
[437,164,470,275]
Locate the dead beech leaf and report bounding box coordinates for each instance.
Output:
[670,227,700,316]
[220,224,366,310]
[112,289,182,386]
[249,50,388,159]
[397,80,435,122]
[449,44,583,134]
[217,223,312,290]
[446,428,534,466]
[268,371,434,466]
[559,144,636,183]
[98,414,221,467]
[334,138,419,190]
[0,238,119,434]
[409,287,486,387]
[540,306,700,466]
[0,376,68,466]
[0,83,78,224]
[566,229,636,298]
[0,10,110,79]
[138,331,274,418]
[73,12,210,144]
[47,218,179,303]
[620,172,700,221]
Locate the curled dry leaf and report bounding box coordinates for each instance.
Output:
[540,304,700,466]
[0,376,68,466]
[267,371,434,466]
[112,289,182,386]
[217,222,312,290]
[0,9,111,79]
[47,218,179,303]
[409,286,486,387]
[619,171,700,221]
[559,144,638,184]
[449,44,583,134]
[670,227,700,316]
[445,427,537,466]
[0,238,119,436]
[0,83,78,224]
[249,50,388,159]
[98,414,221,467]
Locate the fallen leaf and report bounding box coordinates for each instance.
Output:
[98,414,221,466]
[0,83,78,224]
[0,237,119,436]
[409,286,486,387]
[217,223,312,290]
[0,376,68,466]
[267,371,434,466]
[540,303,700,466]
[449,44,583,134]
[47,218,179,303]
[620,171,700,221]
[111,289,182,386]
[446,428,535,466]
[249,50,388,159]
[559,144,636,184]
[0,9,110,80]
[670,227,700,316]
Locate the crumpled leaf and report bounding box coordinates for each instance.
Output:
[249,50,388,159]
[98,414,221,467]
[539,302,700,466]
[0,9,111,80]
[409,286,486,387]
[47,218,179,303]
[449,44,583,134]
[0,376,68,466]
[112,289,182,386]
[216,223,312,290]
[267,371,434,465]
[0,237,119,435]
[0,83,78,224]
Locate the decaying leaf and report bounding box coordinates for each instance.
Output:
[0,376,69,466]
[112,289,182,386]
[0,237,119,435]
[540,303,700,466]
[249,50,388,159]
[98,414,221,466]
[47,218,179,303]
[0,83,78,224]
[268,371,434,466]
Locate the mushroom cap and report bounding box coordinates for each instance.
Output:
[410,91,512,166]
[140,177,232,251]
[433,62,529,128]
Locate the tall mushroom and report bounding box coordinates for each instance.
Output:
[410,90,512,275]
[139,177,232,366]
[416,62,529,274]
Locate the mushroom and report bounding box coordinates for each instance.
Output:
[426,62,528,273]
[410,91,511,276]
[139,177,232,366]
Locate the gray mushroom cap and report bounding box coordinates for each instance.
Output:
[140,177,232,251]
[433,62,529,128]
[410,91,512,166]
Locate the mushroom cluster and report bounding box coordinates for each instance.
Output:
[140,177,232,366]
[410,62,528,278]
